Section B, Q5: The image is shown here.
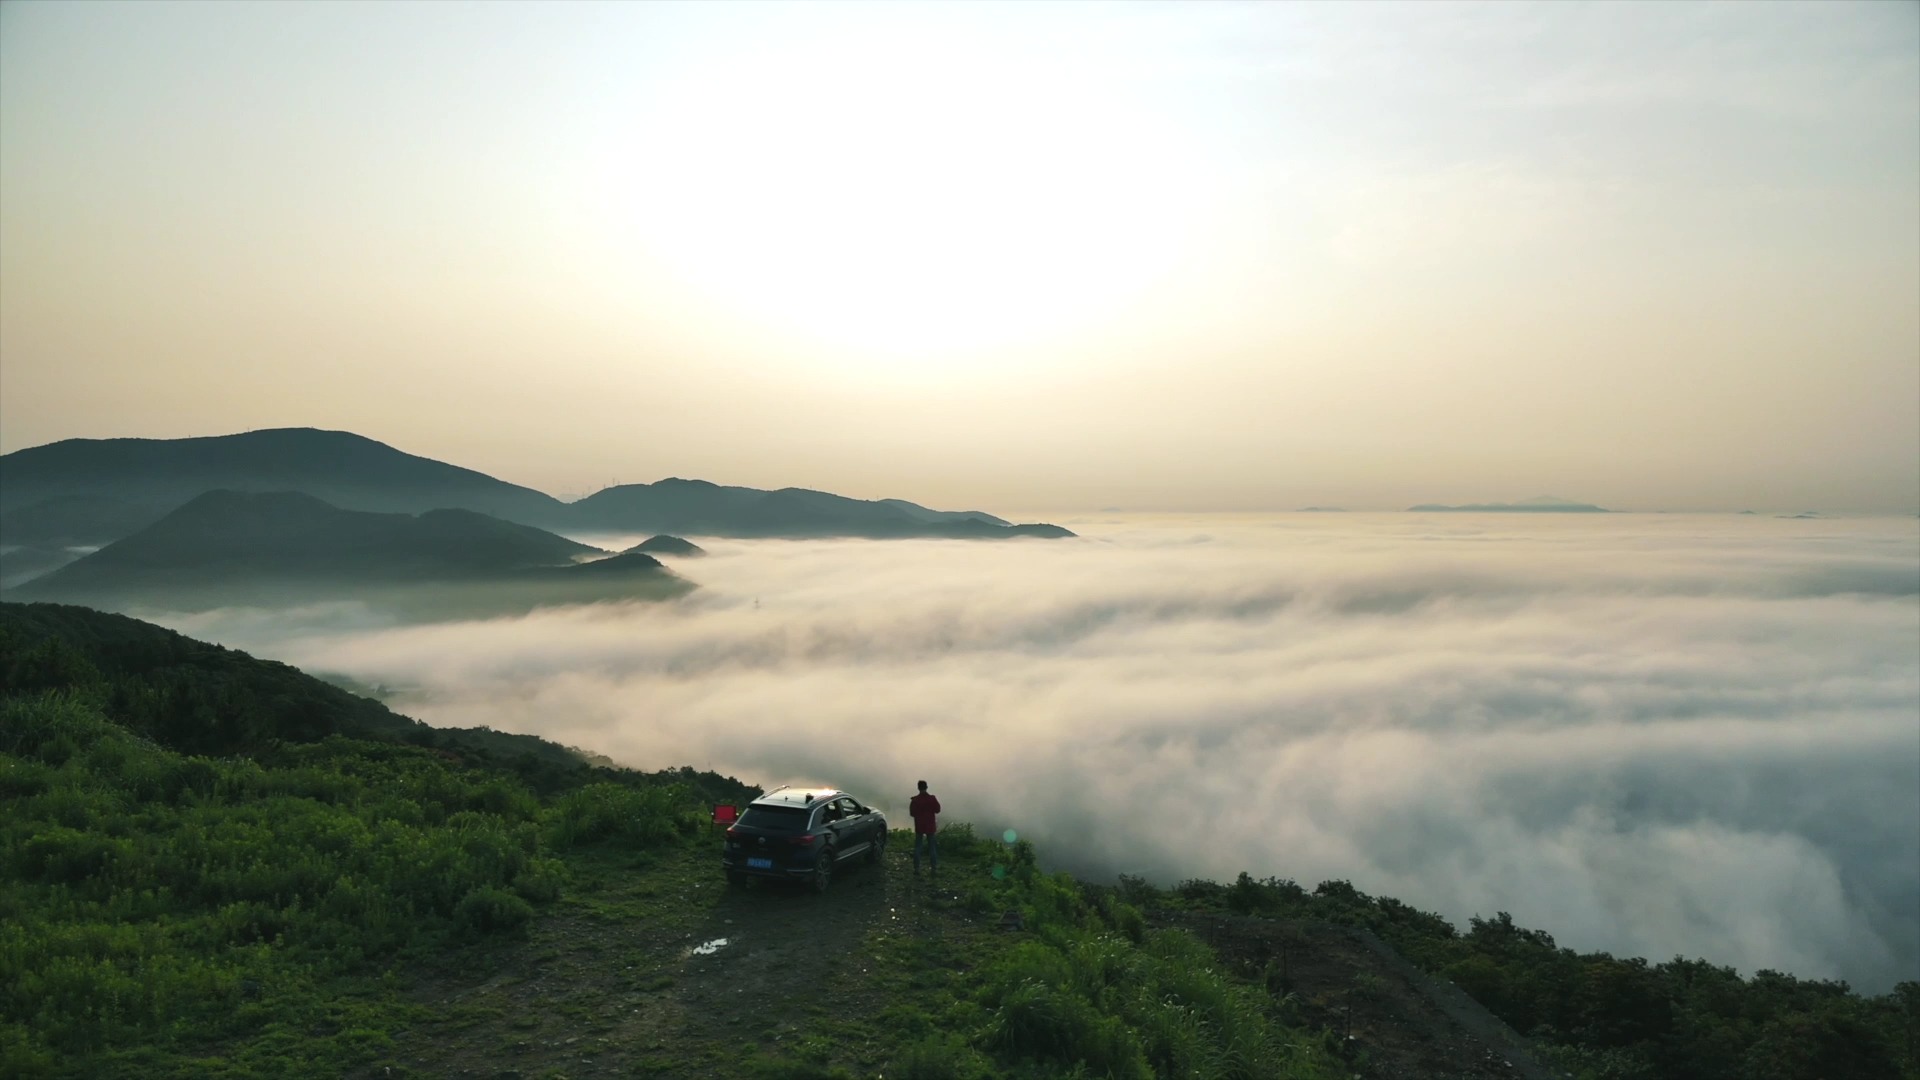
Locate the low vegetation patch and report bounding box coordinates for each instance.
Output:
[1148,872,1920,1080]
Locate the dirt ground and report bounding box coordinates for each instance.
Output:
[364,839,1558,1079]
[366,837,988,1079]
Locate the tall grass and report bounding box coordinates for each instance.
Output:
[0,691,699,1077]
[967,858,1342,1080]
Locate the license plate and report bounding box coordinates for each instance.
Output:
[747,857,772,869]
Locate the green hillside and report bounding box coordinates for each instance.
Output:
[8,493,689,618]
[1,603,1912,1080]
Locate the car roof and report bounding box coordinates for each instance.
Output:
[751,787,844,809]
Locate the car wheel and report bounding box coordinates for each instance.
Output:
[726,870,748,889]
[813,848,833,893]
[867,829,887,865]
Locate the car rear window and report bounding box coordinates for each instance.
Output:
[738,805,810,831]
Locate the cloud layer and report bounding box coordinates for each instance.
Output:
[166,513,1920,992]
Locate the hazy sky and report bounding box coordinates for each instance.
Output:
[3,1,1916,512]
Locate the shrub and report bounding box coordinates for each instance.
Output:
[544,782,690,850]
[16,828,127,885]
[0,758,52,800]
[511,858,565,903]
[986,942,1076,993]
[452,885,534,939]
[1174,878,1226,904]
[987,979,1151,1080]
[1115,874,1161,907]
[937,821,981,857]
[891,1032,992,1079]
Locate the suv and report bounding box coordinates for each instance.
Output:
[722,787,888,892]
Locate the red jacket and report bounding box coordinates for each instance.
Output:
[909,792,941,834]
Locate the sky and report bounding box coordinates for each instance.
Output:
[166,513,1920,993]
[2,1,1916,513]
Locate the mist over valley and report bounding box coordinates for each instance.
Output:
[153,510,1920,995]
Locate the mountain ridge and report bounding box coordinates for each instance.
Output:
[0,428,1074,549]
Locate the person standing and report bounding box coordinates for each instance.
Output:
[909,780,940,874]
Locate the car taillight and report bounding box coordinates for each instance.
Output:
[790,835,815,846]
[725,827,739,839]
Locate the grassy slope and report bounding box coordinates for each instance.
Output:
[0,604,1344,1079]
[2,602,1913,1080]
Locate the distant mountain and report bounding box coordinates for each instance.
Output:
[1408,496,1609,513]
[873,498,1009,527]
[566,478,1072,538]
[0,428,570,547]
[626,534,706,558]
[0,494,166,547]
[0,428,1072,545]
[7,490,687,616]
[0,546,81,590]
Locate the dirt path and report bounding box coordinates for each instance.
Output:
[371,838,988,1079]
[370,840,1559,1079]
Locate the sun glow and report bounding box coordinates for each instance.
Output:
[604,21,1219,371]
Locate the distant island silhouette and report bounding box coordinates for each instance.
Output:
[1407,496,1609,513]
[625,534,706,558]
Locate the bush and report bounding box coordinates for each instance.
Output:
[988,979,1151,1080]
[452,885,534,939]
[512,858,565,903]
[890,1033,992,1080]
[544,782,691,850]
[937,821,982,857]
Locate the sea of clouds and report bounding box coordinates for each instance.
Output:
[164,513,1920,993]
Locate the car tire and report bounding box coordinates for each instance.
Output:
[868,829,887,865]
[813,848,833,893]
[726,870,748,889]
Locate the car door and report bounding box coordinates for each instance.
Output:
[848,791,883,849]
[824,797,863,860]
[844,797,878,851]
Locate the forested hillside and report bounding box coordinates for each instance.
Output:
[1142,875,1917,1080]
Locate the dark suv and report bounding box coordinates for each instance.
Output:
[722,787,888,892]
